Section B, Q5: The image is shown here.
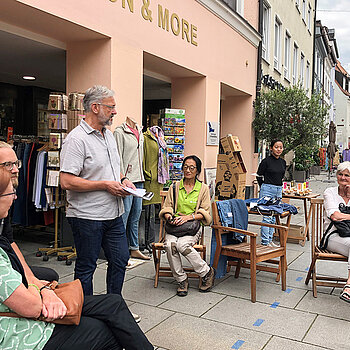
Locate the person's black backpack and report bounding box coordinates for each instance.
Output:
[320,203,350,249]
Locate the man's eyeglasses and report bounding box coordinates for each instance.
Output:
[96,103,116,110]
[183,165,197,172]
[0,190,16,198]
[0,160,22,171]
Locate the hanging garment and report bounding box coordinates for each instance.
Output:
[143,128,168,205]
[149,126,169,184]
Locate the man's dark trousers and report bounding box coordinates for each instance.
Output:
[67,216,129,295]
[43,294,153,350]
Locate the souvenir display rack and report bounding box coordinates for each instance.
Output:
[161,108,186,181]
[36,93,77,265]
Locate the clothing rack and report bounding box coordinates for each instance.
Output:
[36,184,76,265]
[12,134,49,142]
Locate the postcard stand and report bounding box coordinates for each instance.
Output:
[36,93,77,265]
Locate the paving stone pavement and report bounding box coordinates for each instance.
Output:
[19,170,350,350]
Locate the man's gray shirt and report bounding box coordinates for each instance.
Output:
[60,119,124,220]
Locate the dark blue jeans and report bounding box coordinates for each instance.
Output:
[67,216,129,296]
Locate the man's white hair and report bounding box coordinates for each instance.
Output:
[0,141,12,149]
[83,85,114,112]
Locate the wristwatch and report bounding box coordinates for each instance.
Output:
[192,214,195,220]
[120,176,128,183]
[40,285,52,293]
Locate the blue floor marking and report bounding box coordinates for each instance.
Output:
[270,302,280,308]
[232,340,245,349]
[296,277,303,281]
[253,319,264,326]
[285,288,293,293]
[305,267,309,271]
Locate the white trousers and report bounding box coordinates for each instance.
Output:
[327,232,350,270]
[164,232,210,283]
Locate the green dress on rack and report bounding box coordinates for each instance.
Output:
[143,128,163,205]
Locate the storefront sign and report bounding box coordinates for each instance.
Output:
[261,74,285,92]
[109,0,198,46]
[206,121,219,146]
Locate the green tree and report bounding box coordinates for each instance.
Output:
[253,85,328,170]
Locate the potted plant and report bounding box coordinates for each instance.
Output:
[309,148,321,175]
[253,85,328,180]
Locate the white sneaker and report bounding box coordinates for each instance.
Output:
[269,241,280,248]
[132,312,141,323]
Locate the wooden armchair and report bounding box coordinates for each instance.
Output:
[305,198,347,297]
[211,201,288,302]
[152,191,206,288]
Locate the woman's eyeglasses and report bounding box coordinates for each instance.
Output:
[0,160,22,171]
[183,165,197,172]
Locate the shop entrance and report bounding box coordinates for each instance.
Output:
[0,29,66,246]
[0,30,66,140]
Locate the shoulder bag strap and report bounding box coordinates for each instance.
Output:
[173,181,177,214]
[320,221,335,250]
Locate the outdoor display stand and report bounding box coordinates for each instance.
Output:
[36,93,78,265]
[282,183,320,246]
[215,135,247,200]
[162,108,186,181]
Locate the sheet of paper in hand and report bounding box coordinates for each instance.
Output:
[122,187,154,201]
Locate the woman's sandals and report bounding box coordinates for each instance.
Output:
[340,284,350,303]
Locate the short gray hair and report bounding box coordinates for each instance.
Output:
[337,161,350,174]
[83,85,114,112]
[0,141,12,149]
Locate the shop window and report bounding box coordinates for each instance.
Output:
[221,0,244,16]
[284,31,291,80]
[292,43,298,85]
[308,4,312,31]
[300,53,305,86]
[262,1,270,61]
[306,61,310,91]
[273,17,282,71]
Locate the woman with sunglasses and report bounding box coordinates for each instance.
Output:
[159,155,215,297]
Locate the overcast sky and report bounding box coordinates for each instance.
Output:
[316,0,350,72]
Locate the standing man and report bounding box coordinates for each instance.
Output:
[60,85,134,296]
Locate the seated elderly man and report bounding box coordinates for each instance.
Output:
[0,141,58,282]
[0,162,154,350]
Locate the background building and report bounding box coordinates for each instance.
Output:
[260,0,315,96]
[313,21,338,131]
[334,60,350,151]
[0,0,261,188]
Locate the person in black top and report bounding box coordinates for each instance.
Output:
[257,139,286,246]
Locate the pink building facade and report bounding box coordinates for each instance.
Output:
[1,0,260,186]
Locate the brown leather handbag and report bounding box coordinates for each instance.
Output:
[0,279,84,325]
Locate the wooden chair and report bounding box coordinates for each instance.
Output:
[152,191,206,288]
[211,201,288,302]
[305,198,347,297]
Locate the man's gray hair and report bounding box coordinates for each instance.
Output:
[0,141,12,149]
[83,85,114,112]
[337,161,350,174]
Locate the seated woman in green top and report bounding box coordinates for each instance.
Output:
[159,155,215,297]
[0,173,153,350]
